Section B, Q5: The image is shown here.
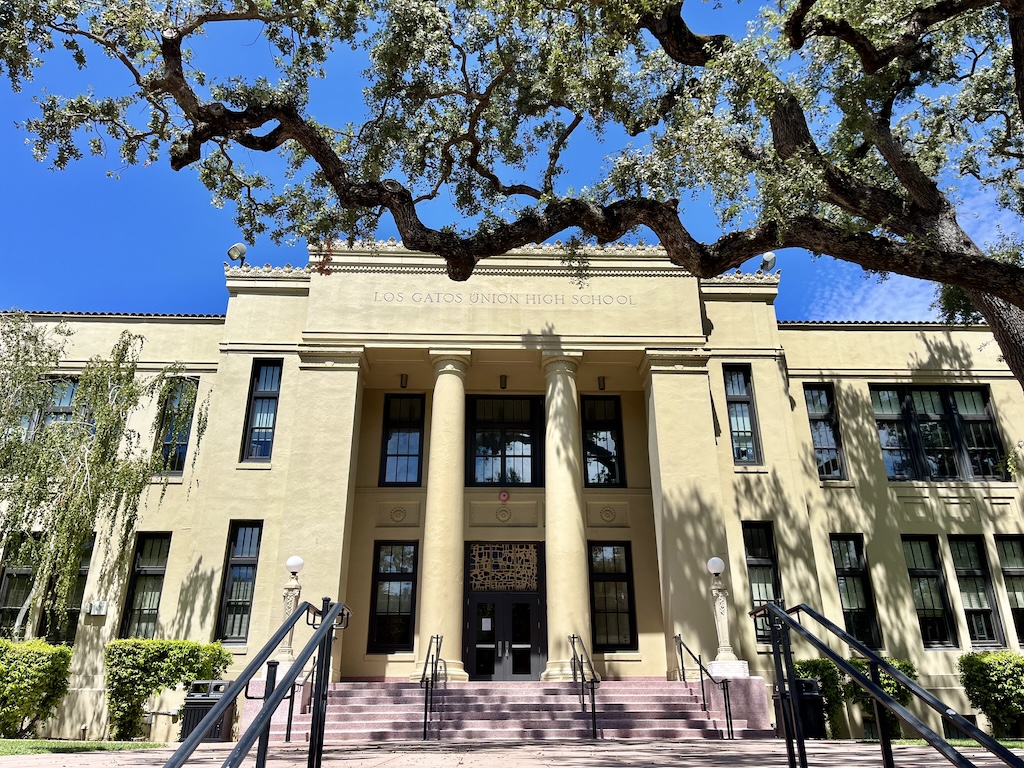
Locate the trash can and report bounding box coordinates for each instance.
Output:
[180,680,235,742]
[773,678,827,739]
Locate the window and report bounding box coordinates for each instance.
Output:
[724,365,761,464]
[996,536,1024,644]
[0,539,35,639]
[39,534,94,645]
[871,386,1003,481]
[581,397,626,487]
[368,542,418,653]
[42,379,77,427]
[380,395,425,486]
[242,360,283,461]
[902,536,957,647]
[588,542,638,651]
[217,522,263,642]
[804,385,846,480]
[120,534,171,639]
[949,536,1003,646]
[467,396,544,486]
[743,522,781,642]
[829,535,882,648]
[156,378,198,473]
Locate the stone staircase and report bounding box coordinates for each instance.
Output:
[271,679,775,742]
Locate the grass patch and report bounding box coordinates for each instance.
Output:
[0,740,166,755]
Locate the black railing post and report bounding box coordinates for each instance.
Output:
[255,661,277,768]
[307,597,334,768]
[779,614,809,768]
[698,654,707,712]
[870,660,897,768]
[770,614,798,768]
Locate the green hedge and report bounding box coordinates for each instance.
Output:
[959,650,1024,737]
[0,639,73,738]
[104,639,232,740]
[844,656,917,738]
[794,658,844,738]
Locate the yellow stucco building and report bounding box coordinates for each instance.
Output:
[9,242,1024,740]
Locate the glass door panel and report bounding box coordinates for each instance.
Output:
[473,601,497,677]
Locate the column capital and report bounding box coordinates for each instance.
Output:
[542,350,584,376]
[428,349,471,376]
[639,348,711,381]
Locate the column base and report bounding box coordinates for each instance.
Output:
[707,659,750,678]
[541,659,591,682]
[408,660,469,682]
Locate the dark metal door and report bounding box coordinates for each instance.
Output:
[466,592,543,681]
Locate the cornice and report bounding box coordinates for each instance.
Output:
[224,263,313,279]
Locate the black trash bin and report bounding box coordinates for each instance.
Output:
[773,678,827,739]
[180,680,235,742]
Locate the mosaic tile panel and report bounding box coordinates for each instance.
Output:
[469,543,538,592]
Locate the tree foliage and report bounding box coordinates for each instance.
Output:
[2,1,1024,376]
[0,311,205,635]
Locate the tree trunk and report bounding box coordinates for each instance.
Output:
[967,289,1024,395]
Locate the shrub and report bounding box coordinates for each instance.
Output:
[104,639,232,740]
[844,657,917,738]
[0,639,73,737]
[959,650,1024,737]
[794,658,845,738]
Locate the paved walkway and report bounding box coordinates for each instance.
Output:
[2,740,1022,768]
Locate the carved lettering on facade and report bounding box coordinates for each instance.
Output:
[372,291,638,307]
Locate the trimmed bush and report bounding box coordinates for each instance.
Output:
[794,658,845,738]
[959,650,1024,737]
[104,639,232,740]
[0,639,73,737]
[844,657,917,738]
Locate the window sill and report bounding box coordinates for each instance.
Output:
[236,463,273,471]
[150,474,184,485]
[734,466,768,474]
[597,651,641,662]
[820,479,855,489]
[888,479,1016,489]
[363,652,415,661]
[221,644,248,655]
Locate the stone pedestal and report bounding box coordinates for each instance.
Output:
[707,659,750,678]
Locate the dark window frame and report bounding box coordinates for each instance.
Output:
[241,359,283,462]
[804,384,847,480]
[155,377,198,474]
[216,522,263,643]
[949,535,1004,647]
[120,533,171,639]
[0,537,35,640]
[587,541,638,652]
[379,394,426,487]
[465,395,545,487]
[724,365,763,465]
[996,535,1024,645]
[871,386,1004,481]
[902,535,958,648]
[367,541,419,654]
[581,396,627,488]
[743,521,782,643]
[39,533,94,646]
[829,534,882,648]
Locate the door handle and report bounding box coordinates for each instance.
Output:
[497,640,503,659]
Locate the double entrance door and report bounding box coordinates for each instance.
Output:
[463,541,546,681]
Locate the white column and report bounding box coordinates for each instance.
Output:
[541,352,592,681]
[413,351,471,681]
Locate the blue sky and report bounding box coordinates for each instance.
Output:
[0,9,1011,322]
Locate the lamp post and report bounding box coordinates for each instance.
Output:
[707,556,738,662]
[276,555,304,664]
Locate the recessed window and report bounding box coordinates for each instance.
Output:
[368,542,418,653]
[121,534,171,639]
[902,536,957,647]
[829,534,882,648]
[871,386,1003,481]
[724,366,762,465]
[242,360,283,461]
[156,378,198,474]
[0,538,36,639]
[996,536,1024,644]
[804,385,846,480]
[743,522,781,642]
[39,534,94,645]
[588,543,637,652]
[467,396,544,486]
[217,522,263,642]
[582,396,626,487]
[949,536,1003,647]
[380,394,425,486]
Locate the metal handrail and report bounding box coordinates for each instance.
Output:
[673,634,734,739]
[284,662,317,743]
[568,634,600,738]
[752,601,1024,768]
[163,597,351,768]
[419,634,444,740]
